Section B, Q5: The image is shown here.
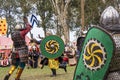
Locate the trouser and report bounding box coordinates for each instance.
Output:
[41,58,48,69]
[4,58,25,80]
[51,69,56,76]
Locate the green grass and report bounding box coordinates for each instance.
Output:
[0,65,76,80]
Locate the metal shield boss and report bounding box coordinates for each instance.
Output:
[73,27,115,80]
[40,35,65,59]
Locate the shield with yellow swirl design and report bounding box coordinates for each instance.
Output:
[73,27,115,80]
[40,35,65,59]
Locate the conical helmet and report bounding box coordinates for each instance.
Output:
[100,6,120,32]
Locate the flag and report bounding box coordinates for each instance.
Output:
[0,18,7,35]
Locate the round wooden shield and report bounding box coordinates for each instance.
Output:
[40,35,65,59]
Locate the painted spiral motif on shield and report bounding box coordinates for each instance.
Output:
[83,39,106,70]
[45,40,59,54]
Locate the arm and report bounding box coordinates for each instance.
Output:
[20,24,31,38]
[20,16,32,38]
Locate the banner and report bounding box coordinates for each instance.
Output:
[30,14,38,27]
[0,18,7,35]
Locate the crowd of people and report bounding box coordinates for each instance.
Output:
[1,38,81,78]
[2,37,80,80]
[25,38,78,77]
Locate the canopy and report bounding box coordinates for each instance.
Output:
[0,36,30,54]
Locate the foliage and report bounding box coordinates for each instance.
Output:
[68,0,81,31]
[0,0,120,39]
[36,0,55,36]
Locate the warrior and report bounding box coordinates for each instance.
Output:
[73,6,120,80]
[4,16,32,80]
[100,6,120,80]
[76,35,85,61]
[40,31,67,77]
[28,39,40,68]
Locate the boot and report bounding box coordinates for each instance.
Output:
[15,67,23,80]
[4,65,16,80]
[4,74,10,80]
[50,69,56,77]
[64,66,67,72]
[59,64,67,72]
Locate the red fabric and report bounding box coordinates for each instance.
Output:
[15,52,19,58]
[35,45,40,52]
[20,23,31,39]
[63,57,68,62]
[55,58,58,61]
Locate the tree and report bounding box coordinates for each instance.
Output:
[0,0,21,37]
[51,0,71,45]
[35,0,55,37]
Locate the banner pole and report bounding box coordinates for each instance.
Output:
[81,0,85,31]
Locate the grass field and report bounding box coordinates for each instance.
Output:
[0,65,76,80]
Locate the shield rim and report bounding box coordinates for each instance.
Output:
[40,35,65,59]
[73,26,115,80]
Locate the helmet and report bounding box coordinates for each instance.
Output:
[100,6,120,31]
[15,24,22,30]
